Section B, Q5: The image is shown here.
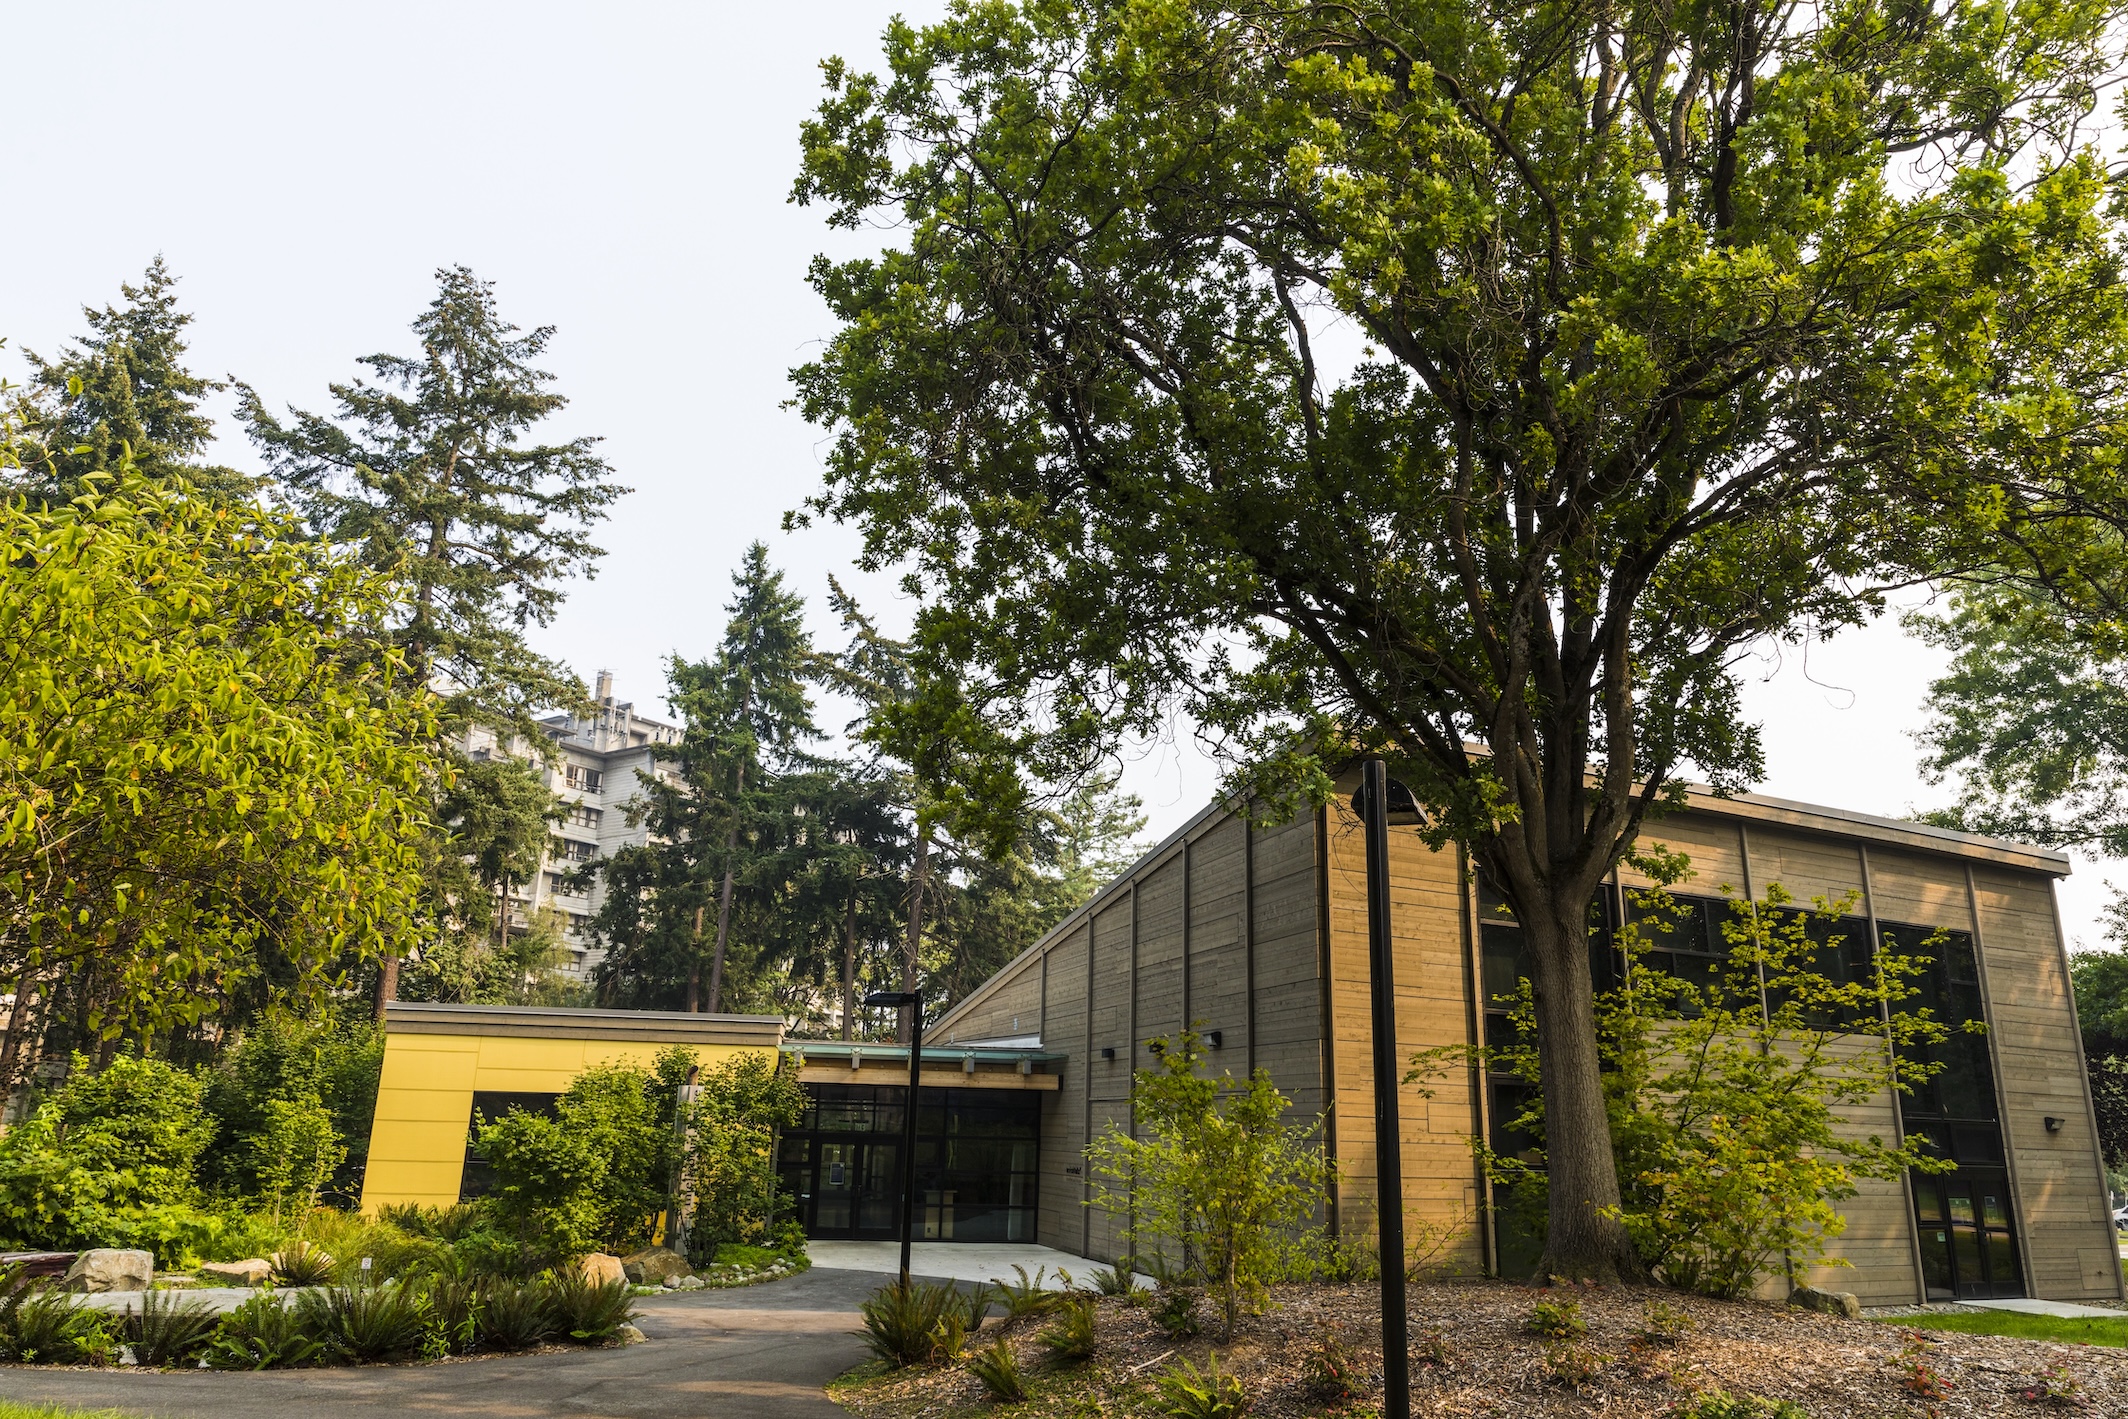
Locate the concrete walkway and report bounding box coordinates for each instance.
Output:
[0,1263,880,1419]
[805,1240,1102,1289]
[1968,1297,2128,1319]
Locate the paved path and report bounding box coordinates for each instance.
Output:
[807,1241,1108,1290]
[1970,1297,2128,1319]
[0,1264,882,1419]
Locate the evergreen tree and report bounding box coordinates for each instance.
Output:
[238,264,624,736]
[240,267,619,1010]
[15,258,248,503]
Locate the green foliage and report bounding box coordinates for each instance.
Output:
[127,1289,220,1367]
[682,1051,807,1255]
[474,1277,560,1350]
[1664,1394,1807,1419]
[2,1291,116,1366]
[301,1280,430,1362]
[993,1264,1060,1322]
[548,1270,638,1344]
[1149,1285,1201,1340]
[552,1050,689,1253]
[1301,1325,1361,1403]
[199,1013,382,1204]
[473,1105,605,1257]
[859,1279,965,1367]
[0,1053,214,1256]
[1153,1355,1249,1419]
[1635,1299,1695,1349]
[966,1337,1030,1402]
[272,1240,336,1287]
[1525,1298,1587,1339]
[1035,1294,1096,1363]
[1086,1029,1327,1338]
[0,465,436,1042]
[253,1093,345,1223]
[792,0,2128,1281]
[1087,1262,1135,1297]
[1887,1308,2128,1347]
[1424,878,1952,1295]
[205,1292,326,1370]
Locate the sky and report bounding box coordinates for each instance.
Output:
[3,3,2116,953]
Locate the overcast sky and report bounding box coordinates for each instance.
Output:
[5,3,2115,952]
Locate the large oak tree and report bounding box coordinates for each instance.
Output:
[792,0,2128,1278]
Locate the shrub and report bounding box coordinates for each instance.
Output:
[2015,1363,2086,1408]
[556,1053,688,1255]
[858,1279,963,1367]
[305,1281,430,1362]
[206,1292,326,1370]
[549,1270,637,1345]
[682,1052,808,1257]
[5,1291,117,1366]
[1088,1260,1136,1297]
[1539,1340,1605,1388]
[420,1268,483,1355]
[254,1093,346,1223]
[1414,1325,1452,1367]
[967,1338,1030,1402]
[1155,1355,1249,1419]
[273,1240,336,1287]
[1636,1298,1695,1348]
[473,1107,605,1257]
[995,1265,1060,1323]
[1151,1284,1202,1339]
[476,1278,559,1351]
[200,1012,382,1208]
[1088,1030,1327,1340]
[1302,1324,1362,1403]
[128,1289,221,1367]
[1037,1294,1096,1363]
[1525,1298,1587,1339]
[1665,1393,1808,1419]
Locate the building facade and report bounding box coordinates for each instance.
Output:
[462,672,679,981]
[932,773,2124,1306]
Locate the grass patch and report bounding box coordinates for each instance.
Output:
[1882,1309,2128,1347]
[0,1405,140,1419]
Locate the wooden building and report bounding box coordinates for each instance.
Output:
[933,774,2123,1305]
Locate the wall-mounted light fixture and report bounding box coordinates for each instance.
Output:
[1208,1030,1224,1049]
[2045,1115,2065,1133]
[1101,1046,1116,1060]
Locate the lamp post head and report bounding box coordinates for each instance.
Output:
[1353,770,1428,827]
[862,990,922,1009]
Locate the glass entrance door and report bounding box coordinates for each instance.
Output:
[796,1137,902,1239]
[1913,1169,2023,1300]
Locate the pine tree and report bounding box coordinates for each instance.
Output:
[238,264,624,736]
[15,258,249,503]
[240,267,620,1010]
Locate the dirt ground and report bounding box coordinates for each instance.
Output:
[834,1279,2128,1418]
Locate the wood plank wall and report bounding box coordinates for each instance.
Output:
[1320,771,1487,1274]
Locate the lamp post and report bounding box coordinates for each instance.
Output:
[863,988,924,1288]
[1355,759,1425,1419]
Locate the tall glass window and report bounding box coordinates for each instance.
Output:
[779,1084,1041,1243]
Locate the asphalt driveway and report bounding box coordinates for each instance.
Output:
[0,1264,886,1419]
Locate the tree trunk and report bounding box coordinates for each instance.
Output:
[841,881,859,1042]
[707,756,747,1015]
[1521,892,1644,1283]
[685,903,706,1013]
[0,974,43,1120]
[900,828,929,1045]
[373,956,399,1023]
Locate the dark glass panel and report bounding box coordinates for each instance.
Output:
[1912,1176,1945,1222]
[1953,1126,2004,1165]
[1481,924,1529,1005]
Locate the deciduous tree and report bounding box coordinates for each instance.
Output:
[793,0,2128,1278]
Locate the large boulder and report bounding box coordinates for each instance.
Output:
[63,1248,153,1293]
[580,1252,626,1287]
[620,1246,692,1286]
[1788,1285,1861,1320]
[198,1258,273,1288]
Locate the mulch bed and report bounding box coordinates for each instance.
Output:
[834,1279,2128,1418]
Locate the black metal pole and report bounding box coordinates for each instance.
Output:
[1362,758,1410,1419]
[898,1003,924,1288]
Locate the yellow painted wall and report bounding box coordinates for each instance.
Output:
[359,1032,772,1213]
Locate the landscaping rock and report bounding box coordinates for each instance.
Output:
[615,1322,646,1346]
[1788,1285,1861,1319]
[621,1245,692,1286]
[63,1248,153,1293]
[197,1258,272,1288]
[580,1252,626,1287]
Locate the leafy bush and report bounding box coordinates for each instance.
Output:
[548,1270,638,1344]
[200,1014,382,1208]
[1037,1294,1096,1363]
[0,1053,215,1253]
[1666,1393,1807,1419]
[128,1289,221,1367]
[1539,1340,1605,1388]
[473,1106,605,1257]
[1087,1030,1327,1339]
[1414,1325,1452,1367]
[1635,1298,1694,1348]
[967,1338,1030,1402]
[420,1270,482,1356]
[1525,1298,1587,1339]
[682,1052,807,1257]
[253,1094,345,1223]
[475,1278,559,1351]
[1302,1324,1362,1402]
[1155,1355,1249,1419]
[4,1291,117,1366]
[556,1053,688,1254]
[1151,1284,1202,1339]
[859,1279,963,1367]
[206,1292,326,1370]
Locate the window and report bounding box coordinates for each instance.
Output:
[460,1092,560,1200]
[567,912,592,934]
[566,804,603,829]
[550,837,599,864]
[562,764,604,792]
[544,872,583,899]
